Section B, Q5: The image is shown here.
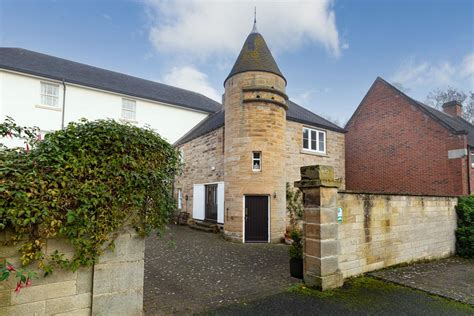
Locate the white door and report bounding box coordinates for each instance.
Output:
[193,184,205,220]
[217,182,225,224]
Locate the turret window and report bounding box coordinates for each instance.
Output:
[303,127,326,154]
[252,152,262,171]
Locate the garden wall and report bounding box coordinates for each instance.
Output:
[296,165,458,290]
[0,227,144,315]
[337,192,457,278]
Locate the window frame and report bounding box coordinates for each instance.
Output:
[302,127,326,154]
[252,151,262,172]
[177,189,183,210]
[40,82,60,108]
[121,98,137,121]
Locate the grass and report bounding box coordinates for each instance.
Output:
[288,276,474,313]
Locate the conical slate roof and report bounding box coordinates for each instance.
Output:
[224,27,285,85]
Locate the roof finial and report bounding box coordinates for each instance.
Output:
[251,7,258,33]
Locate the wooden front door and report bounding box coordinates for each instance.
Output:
[205,184,218,222]
[245,196,269,242]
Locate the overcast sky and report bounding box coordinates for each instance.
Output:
[1,0,473,125]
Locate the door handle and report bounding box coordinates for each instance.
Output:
[245,208,248,221]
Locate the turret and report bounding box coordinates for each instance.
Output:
[223,18,288,242]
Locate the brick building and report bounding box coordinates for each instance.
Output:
[345,77,474,196]
[174,22,346,243]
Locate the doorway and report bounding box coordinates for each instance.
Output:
[244,195,269,242]
[205,184,218,222]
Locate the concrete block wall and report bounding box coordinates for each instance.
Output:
[337,192,458,278]
[0,227,144,315]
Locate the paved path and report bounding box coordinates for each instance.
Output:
[144,225,297,315]
[203,277,474,316]
[370,257,474,305]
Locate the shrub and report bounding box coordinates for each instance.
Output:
[286,182,303,232]
[0,119,180,273]
[455,196,474,258]
[289,229,303,260]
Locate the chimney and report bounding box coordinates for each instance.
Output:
[442,100,463,117]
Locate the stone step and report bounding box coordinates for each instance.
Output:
[195,221,218,229]
[189,224,216,233]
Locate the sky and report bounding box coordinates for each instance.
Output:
[1,0,473,126]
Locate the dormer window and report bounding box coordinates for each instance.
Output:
[252,152,261,172]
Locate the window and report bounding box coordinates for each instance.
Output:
[471,153,474,168]
[40,82,59,107]
[252,152,262,171]
[122,98,136,121]
[177,189,183,209]
[302,127,326,153]
[179,148,184,163]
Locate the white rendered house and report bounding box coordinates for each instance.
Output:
[0,48,221,147]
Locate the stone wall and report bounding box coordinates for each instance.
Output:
[223,71,288,242]
[175,126,225,215]
[285,120,345,189]
[337,192,457,278]
[0,227,144,315]
[296,165,458,290]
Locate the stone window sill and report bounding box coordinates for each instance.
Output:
[300,149,329,157]
[35,104,62,112]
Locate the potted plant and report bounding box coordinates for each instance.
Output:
[289,229,303,279]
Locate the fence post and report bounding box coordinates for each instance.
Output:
[295,165,343,290]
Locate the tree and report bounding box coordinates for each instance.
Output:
[426,87,473,123]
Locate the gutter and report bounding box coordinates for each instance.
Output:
[61,79,66,130]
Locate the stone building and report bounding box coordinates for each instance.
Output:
[345,77,474,196]
[174,22,346,243]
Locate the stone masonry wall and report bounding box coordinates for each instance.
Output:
[175,126,225,216]
[286,120,345,189]
[223,71,287,242]
[337,192,457,278]
[0,227,144,315]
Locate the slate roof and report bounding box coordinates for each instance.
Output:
[175,101,346,146]
[225,31,285,85]
[347,77,474,146]
[0,48,222,114]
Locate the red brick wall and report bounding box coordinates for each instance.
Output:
[345,79,469,196]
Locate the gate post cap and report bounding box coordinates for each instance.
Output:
[294,165,341,189]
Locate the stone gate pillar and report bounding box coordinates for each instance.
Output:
[295,165,343,290]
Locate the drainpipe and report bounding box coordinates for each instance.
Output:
[61,79,66,130]
[467,146,472,195]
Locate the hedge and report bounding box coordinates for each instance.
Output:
[0,118,180,273]
[455,196,474,258]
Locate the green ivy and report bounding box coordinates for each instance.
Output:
[0,118,180,273]
[286,182,303,231]
[455,196,474,258]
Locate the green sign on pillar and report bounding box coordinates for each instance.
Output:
[337,207,343,223]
